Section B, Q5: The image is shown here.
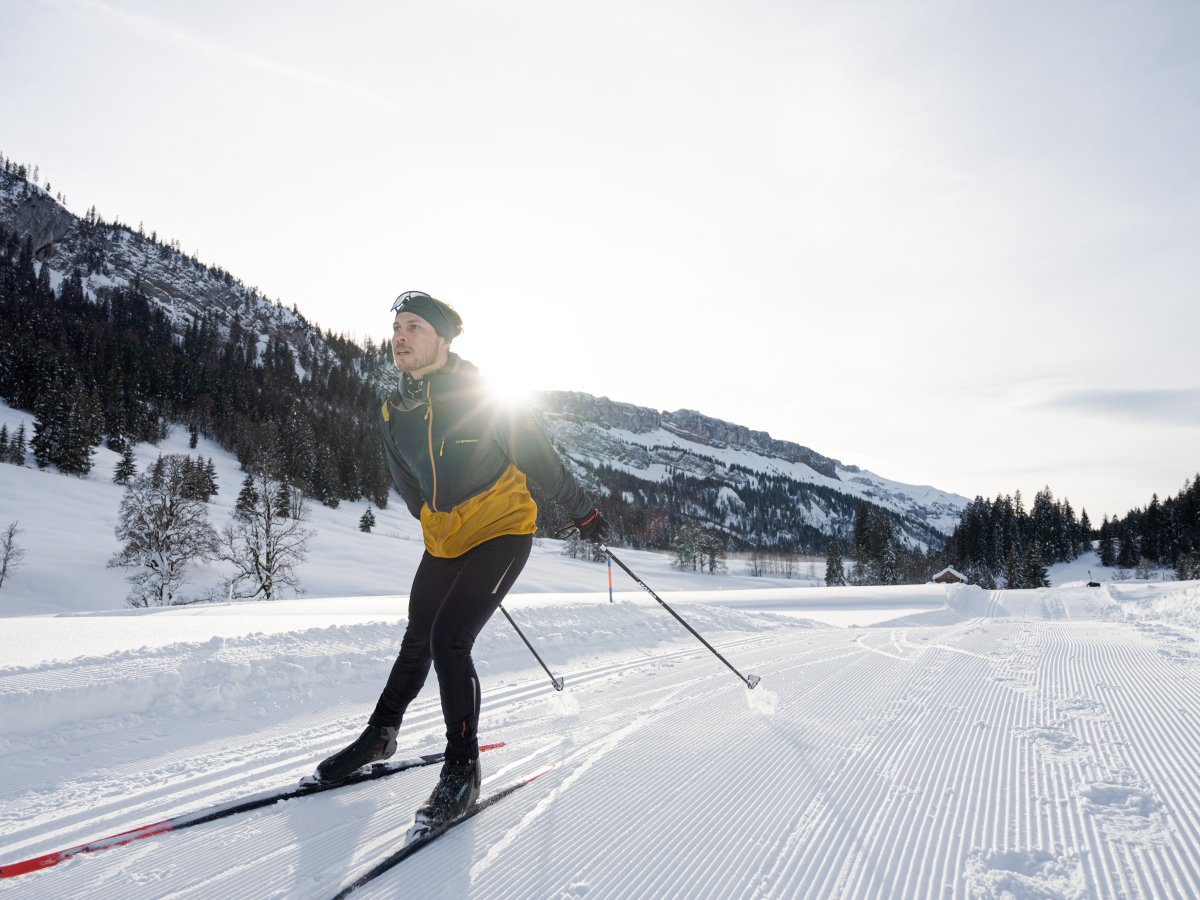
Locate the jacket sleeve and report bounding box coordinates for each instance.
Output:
[496,406,594,520]
[380,410,424,519]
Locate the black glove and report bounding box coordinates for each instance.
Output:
[573,508,609,545]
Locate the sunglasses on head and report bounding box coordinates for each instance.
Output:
[391,291,433,314]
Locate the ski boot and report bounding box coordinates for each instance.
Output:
[411,758,481,833]
[315,724,398,783]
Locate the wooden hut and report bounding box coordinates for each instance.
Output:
[931,566,967,585]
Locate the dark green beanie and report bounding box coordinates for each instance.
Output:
[390,291,462,341]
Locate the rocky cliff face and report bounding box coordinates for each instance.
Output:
[0,169,328,367]
[537,391,841,479]
[0,180,75,258]
[532,389,969,542]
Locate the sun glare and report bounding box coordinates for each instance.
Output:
[481,359,537,409]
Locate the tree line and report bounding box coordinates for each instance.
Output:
[940,487,1089,589]
[1097,476,1200,580]
[0,227,392,507]
[532,455,945,561]
[816,502,943,587]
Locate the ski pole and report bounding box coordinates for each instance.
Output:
[499,604,565,691]
[603,547,761,689]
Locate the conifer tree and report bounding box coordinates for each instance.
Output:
[881,540,899,586]
[1176,552,1200,582]
[1004,546,1023,589]
[1098,516,1116,567]
[203,458,218,497]
[113,445,137,485]
[1117,520,1139,568]
[973,564,997,591]
[274,482,292,519]
[850,501,870,567]
[824,539,846,586]
[31,379,102,475]
[9,424,27,465]
[697,529,727,574]
[359,508,376,533]
[235,473,258,518]
[184,456,216,501]
[671,522,703,571]
[1022,544,1050,589]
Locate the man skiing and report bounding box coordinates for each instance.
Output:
[315,290,608,830]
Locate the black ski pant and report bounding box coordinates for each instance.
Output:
[369,532,532,764]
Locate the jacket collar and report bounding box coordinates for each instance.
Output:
[390,353,474,410]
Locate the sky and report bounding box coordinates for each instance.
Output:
[2,0,1198,521]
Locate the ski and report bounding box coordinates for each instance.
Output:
[0,742,506,879]
[331,765,553,898]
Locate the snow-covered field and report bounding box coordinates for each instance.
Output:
[5,404,1200,897]
[4,573,1200,897]
[0,401,833,616]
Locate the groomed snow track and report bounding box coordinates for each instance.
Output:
[4,588,1200,898]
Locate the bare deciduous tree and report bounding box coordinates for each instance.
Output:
[109,456,218,607]
[219,469,312,601]
[0,521,26,590]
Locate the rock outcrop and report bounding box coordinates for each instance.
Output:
[537,390,841,479]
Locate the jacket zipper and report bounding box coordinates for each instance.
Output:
[426,382,438,512]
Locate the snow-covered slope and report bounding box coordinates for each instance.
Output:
[3,578,1200,897]
[0,398,834,617]
[0,170,320,362]
[538,392,970,543]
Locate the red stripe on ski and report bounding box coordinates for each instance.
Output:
[522,766,554,786]
[0,819,173,878]
[1,742,508,879]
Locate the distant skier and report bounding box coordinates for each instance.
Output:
[315,290,608,829]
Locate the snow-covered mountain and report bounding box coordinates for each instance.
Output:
[0,161,968,550]
[0,163,339,371]
[537,391,968,544]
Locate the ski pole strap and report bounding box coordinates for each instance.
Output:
[576,508,601,529]
[603,547,760,689]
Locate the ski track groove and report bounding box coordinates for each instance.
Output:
[8,603,1200,897]
[1083,626,1200,896]
[0,636,756,858]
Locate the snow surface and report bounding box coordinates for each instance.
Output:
[5,578,1200,898]
[5,404,1200,897]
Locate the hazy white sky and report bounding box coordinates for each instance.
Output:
[4,0,1199,520]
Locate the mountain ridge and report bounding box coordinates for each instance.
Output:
[0,160,967,548]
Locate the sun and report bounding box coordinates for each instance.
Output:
[479,357,538,409]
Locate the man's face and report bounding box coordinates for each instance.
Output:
[392,312,445,373]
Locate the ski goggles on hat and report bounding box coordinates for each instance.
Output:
[390,291,459,340]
